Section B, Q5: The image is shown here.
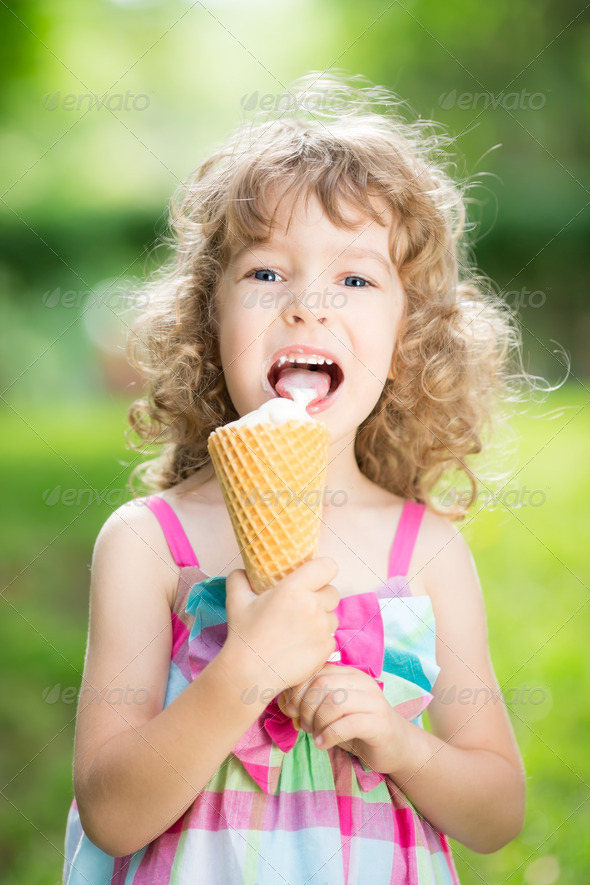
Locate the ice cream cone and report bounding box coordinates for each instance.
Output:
[207,415,330,595]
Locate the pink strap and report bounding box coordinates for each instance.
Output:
[143,495,200,569]
[388,500,426,577]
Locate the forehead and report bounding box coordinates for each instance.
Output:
[268,182,392,232]
[229,183,395,262]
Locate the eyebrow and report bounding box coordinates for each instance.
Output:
[231,243,267,264]
[232,243,393,275]
[339,246,393,276]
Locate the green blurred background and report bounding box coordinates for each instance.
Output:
[1,1,588,882]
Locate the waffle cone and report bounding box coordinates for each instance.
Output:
[208,418,331,594]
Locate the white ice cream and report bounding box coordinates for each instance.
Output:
[229,388,317,428]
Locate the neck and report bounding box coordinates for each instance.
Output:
[322,428,374,511]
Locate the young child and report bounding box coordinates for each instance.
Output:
[62,72,535,884]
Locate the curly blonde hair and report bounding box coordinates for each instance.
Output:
[125,71,551,520]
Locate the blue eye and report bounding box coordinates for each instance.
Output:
[344,276,371,287]
[249,268,282,283]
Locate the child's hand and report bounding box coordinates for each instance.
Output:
[220,558,340,698]
[279,664,404,775]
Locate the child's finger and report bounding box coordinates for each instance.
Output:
[278,689,301,729]
[279,689,295,715]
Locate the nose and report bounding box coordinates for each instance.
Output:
[280,283,330,326]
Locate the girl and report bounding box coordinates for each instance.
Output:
[63,72,535,884]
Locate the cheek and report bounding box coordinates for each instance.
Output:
[354,310,396,368]
[218,307,253,363]
[218,308,267,391]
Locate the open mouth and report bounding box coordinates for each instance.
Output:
[267,353,344,407]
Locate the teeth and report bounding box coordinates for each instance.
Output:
[274,353,334,369]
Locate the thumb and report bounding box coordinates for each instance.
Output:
[225,568,257,609]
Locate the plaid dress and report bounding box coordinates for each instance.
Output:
[62,496,460,884]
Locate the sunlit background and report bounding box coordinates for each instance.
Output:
[1,0,588,882]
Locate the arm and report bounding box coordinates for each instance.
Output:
[73,503,277,858]
[384,515,526,853]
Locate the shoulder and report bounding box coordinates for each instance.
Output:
[414,505,481,609]
[412,506,491,675]
[418,505,472,565]
[93,497,180,609]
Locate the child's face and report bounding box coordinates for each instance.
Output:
[214,188,405,442]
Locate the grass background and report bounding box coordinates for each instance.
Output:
[1,380,588,883]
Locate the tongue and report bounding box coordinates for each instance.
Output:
[275,367,331,405]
